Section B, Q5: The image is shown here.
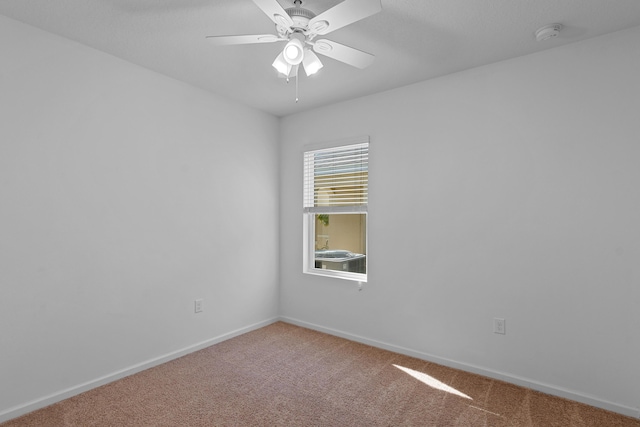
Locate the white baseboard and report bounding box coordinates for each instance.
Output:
[0,317,279,424]
[3,316,637,422]
[279,316,640,420]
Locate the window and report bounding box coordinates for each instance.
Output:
[303,138,368,282]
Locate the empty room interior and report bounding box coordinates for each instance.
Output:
[1,0,639,425]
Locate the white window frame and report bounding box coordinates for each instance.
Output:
[302,136,369,282]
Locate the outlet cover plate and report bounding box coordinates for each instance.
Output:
[194,299,203,313]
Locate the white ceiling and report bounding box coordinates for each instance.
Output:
[1,0,640,117]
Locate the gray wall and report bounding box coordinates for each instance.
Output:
[0,15,280,419]
[280,26,640,417]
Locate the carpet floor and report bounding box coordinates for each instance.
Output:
[3,321,639,426]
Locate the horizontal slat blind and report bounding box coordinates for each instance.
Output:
[304,142,368,211]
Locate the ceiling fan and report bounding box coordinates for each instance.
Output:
[206,0,382,82]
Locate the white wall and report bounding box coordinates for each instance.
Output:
[280,26,640,417]
[0,15,280,419]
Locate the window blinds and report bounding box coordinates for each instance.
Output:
[303,142,368,212]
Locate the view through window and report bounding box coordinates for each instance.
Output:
[303,140,368,281]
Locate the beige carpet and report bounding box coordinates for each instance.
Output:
[3,321,639,426]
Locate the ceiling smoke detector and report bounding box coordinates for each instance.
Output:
[535,24,563,42]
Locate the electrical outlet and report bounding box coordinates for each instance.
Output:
[494,318,506,335]
[194,299,203,313]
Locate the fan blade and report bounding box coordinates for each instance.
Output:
[308,0,381,36]
[312,39,375,69]
[206,34,284,46]
[252,0,294,28]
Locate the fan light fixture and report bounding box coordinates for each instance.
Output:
[272,37,323,77]
[272,52,292,75]
[283,38,304,64]
[302,49,323,76]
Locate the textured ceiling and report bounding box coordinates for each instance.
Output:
[1,0,640,117]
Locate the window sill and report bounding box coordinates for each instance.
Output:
[304,268,367,283]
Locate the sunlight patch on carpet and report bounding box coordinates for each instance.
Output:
[468,405,504,417]
[393,365,472,400]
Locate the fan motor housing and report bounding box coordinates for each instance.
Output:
[285,7,316,30]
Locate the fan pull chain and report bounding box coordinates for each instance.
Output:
[285,65,300,103]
